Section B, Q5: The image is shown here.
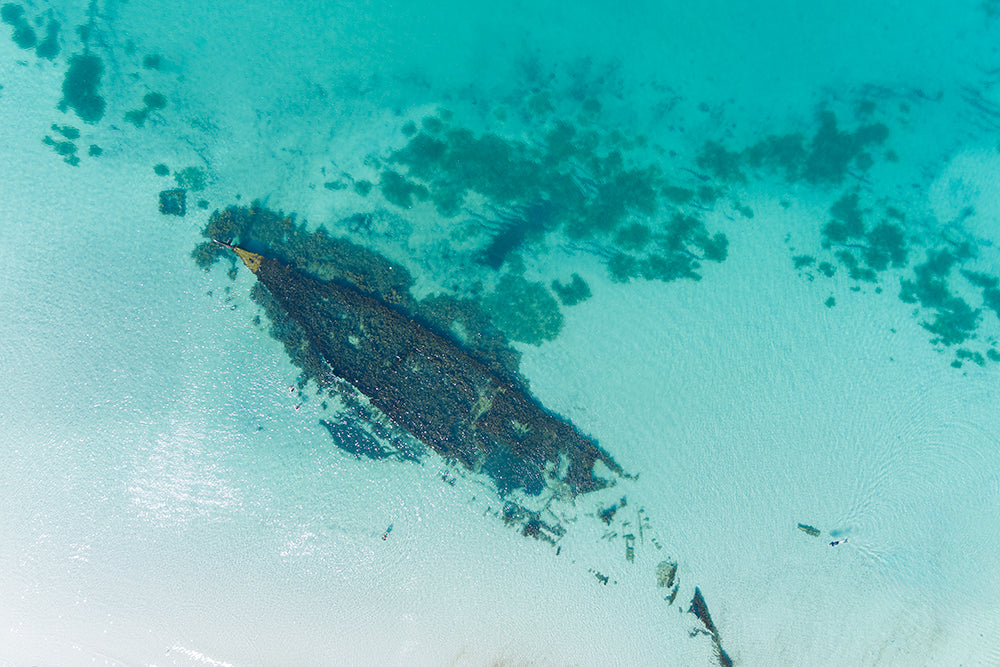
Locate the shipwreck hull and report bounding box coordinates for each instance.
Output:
[226,243,621,497]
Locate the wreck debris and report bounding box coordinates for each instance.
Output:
[216,240,622,498]
[599,496,627,524]
[655,559,677,588]
[655,559,679,604]
[501,500,565,544]
[797,522,821,537]
[689,587,733,667]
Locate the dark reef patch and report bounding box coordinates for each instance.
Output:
[375,108,729,286]
[35,16,59,59]
[42,132,79,166]
[158,188,186,216]
[2,3,33,49]
[795,188,998,366]
[142,53,163,70]
[125,91,168,127]
[700,101,1000,368]
[551,273,591,306]
[725,110,889,186]
[477,200,555,269]
[60,53,106,124]
[2,3,59,57]
[483,274,564,345]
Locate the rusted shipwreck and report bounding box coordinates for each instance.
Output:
[215,240,621,498]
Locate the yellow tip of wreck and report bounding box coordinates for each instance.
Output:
[213,239,263,274]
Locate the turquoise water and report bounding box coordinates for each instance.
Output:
[3,1,1000,665]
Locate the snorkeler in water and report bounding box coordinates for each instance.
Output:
[829,538,849,547]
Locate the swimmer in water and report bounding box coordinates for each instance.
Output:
[829,538,849,547]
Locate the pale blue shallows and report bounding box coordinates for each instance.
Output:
[2,1,1000,665]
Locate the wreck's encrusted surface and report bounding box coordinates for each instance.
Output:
[230,244,621,497]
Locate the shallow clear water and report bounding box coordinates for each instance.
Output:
[3,1,1000,665]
